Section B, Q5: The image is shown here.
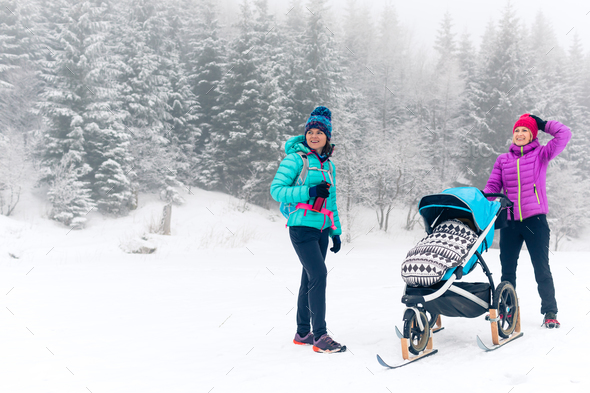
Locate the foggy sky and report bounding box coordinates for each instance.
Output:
[221,0,590,53]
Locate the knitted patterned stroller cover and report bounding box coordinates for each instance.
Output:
[401,219,477,287]
[401,187,502,288]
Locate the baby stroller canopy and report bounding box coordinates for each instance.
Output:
[407,187,504,285]
[419,187,501,235]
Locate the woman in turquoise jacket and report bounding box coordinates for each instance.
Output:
[270,106,345,353]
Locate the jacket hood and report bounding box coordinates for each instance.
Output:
[509,139,540,156]
[285,135,311,155]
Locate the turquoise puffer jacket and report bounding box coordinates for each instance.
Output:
[270,135,342,236]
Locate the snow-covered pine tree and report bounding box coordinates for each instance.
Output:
[281,0,344,140]
[185,0,226,191]
[281,0,308,134]
[330,88,368,239]
[341,0,374,84]
[158,1,201,193]
[206,0,289,206]
[80,3,134,215]
[0,0,43,155]
[35,0,80,168]
[532,30,590,247]
[428,12,464,190]
[39,0,133,216]
[0,0,21,81]
[112,0,185,205]
[185,0,224,154]
[580,42,590,114]
[0,126,26,216]
[243,0,293,207]
[164,60,200,191]
[0,62,43,217]
[0,62,43,148]
[91,128,133,214]
[461,4,533,187]
[201,0,260,194]
[434,11,457,65]
[526,12,569,127]
[372,2,405,134]
[457,31,477,84]
[47,153,96,228]
[456,19,495,186]
[0,2,42,179]
[527,12,560,79]
[0,0,38,77]
[558,33,590,175]
[546,161,590,250]
[452,31,479,187]
[300,0,342,108]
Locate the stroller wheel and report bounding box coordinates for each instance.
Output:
[492,281,518,338]
[403,311,430,355]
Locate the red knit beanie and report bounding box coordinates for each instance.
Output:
[513,113,538,140]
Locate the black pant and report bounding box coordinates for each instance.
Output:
[499,214,557,315]
[289,226,330,340]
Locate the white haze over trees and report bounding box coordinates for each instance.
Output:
[1,0,589,249]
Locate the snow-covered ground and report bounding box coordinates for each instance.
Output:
[1,187,589,393]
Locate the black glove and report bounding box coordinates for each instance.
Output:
[330,235,341,253]
[529,114,546,132]
[309,183,330,198]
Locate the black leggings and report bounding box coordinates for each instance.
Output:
[289,226,330,340]
[499,214,557,315]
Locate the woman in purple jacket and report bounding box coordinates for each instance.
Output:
[483,113,571,329]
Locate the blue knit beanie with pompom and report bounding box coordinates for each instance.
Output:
[305,106,332,140]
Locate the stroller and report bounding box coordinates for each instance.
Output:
[379,187,523,367]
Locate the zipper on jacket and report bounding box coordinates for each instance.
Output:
[534,184,540,204]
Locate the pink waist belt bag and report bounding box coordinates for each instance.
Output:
[294,203,337,230]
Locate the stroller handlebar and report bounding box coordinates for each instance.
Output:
[481,192,513,207]
[481,191,515,222]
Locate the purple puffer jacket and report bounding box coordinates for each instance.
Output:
[483,120,571,221]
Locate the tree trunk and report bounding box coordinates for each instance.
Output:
[554,231,565,252]
[383,204,393,232]
[376,206,385,230]
[161,203,172,235]
[405,201,421,230]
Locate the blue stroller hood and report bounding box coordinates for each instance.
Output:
[419,187,501,235]
[417,187,502,280]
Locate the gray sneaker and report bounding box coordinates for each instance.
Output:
[293,332,314,345]
[312,334,346,353]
